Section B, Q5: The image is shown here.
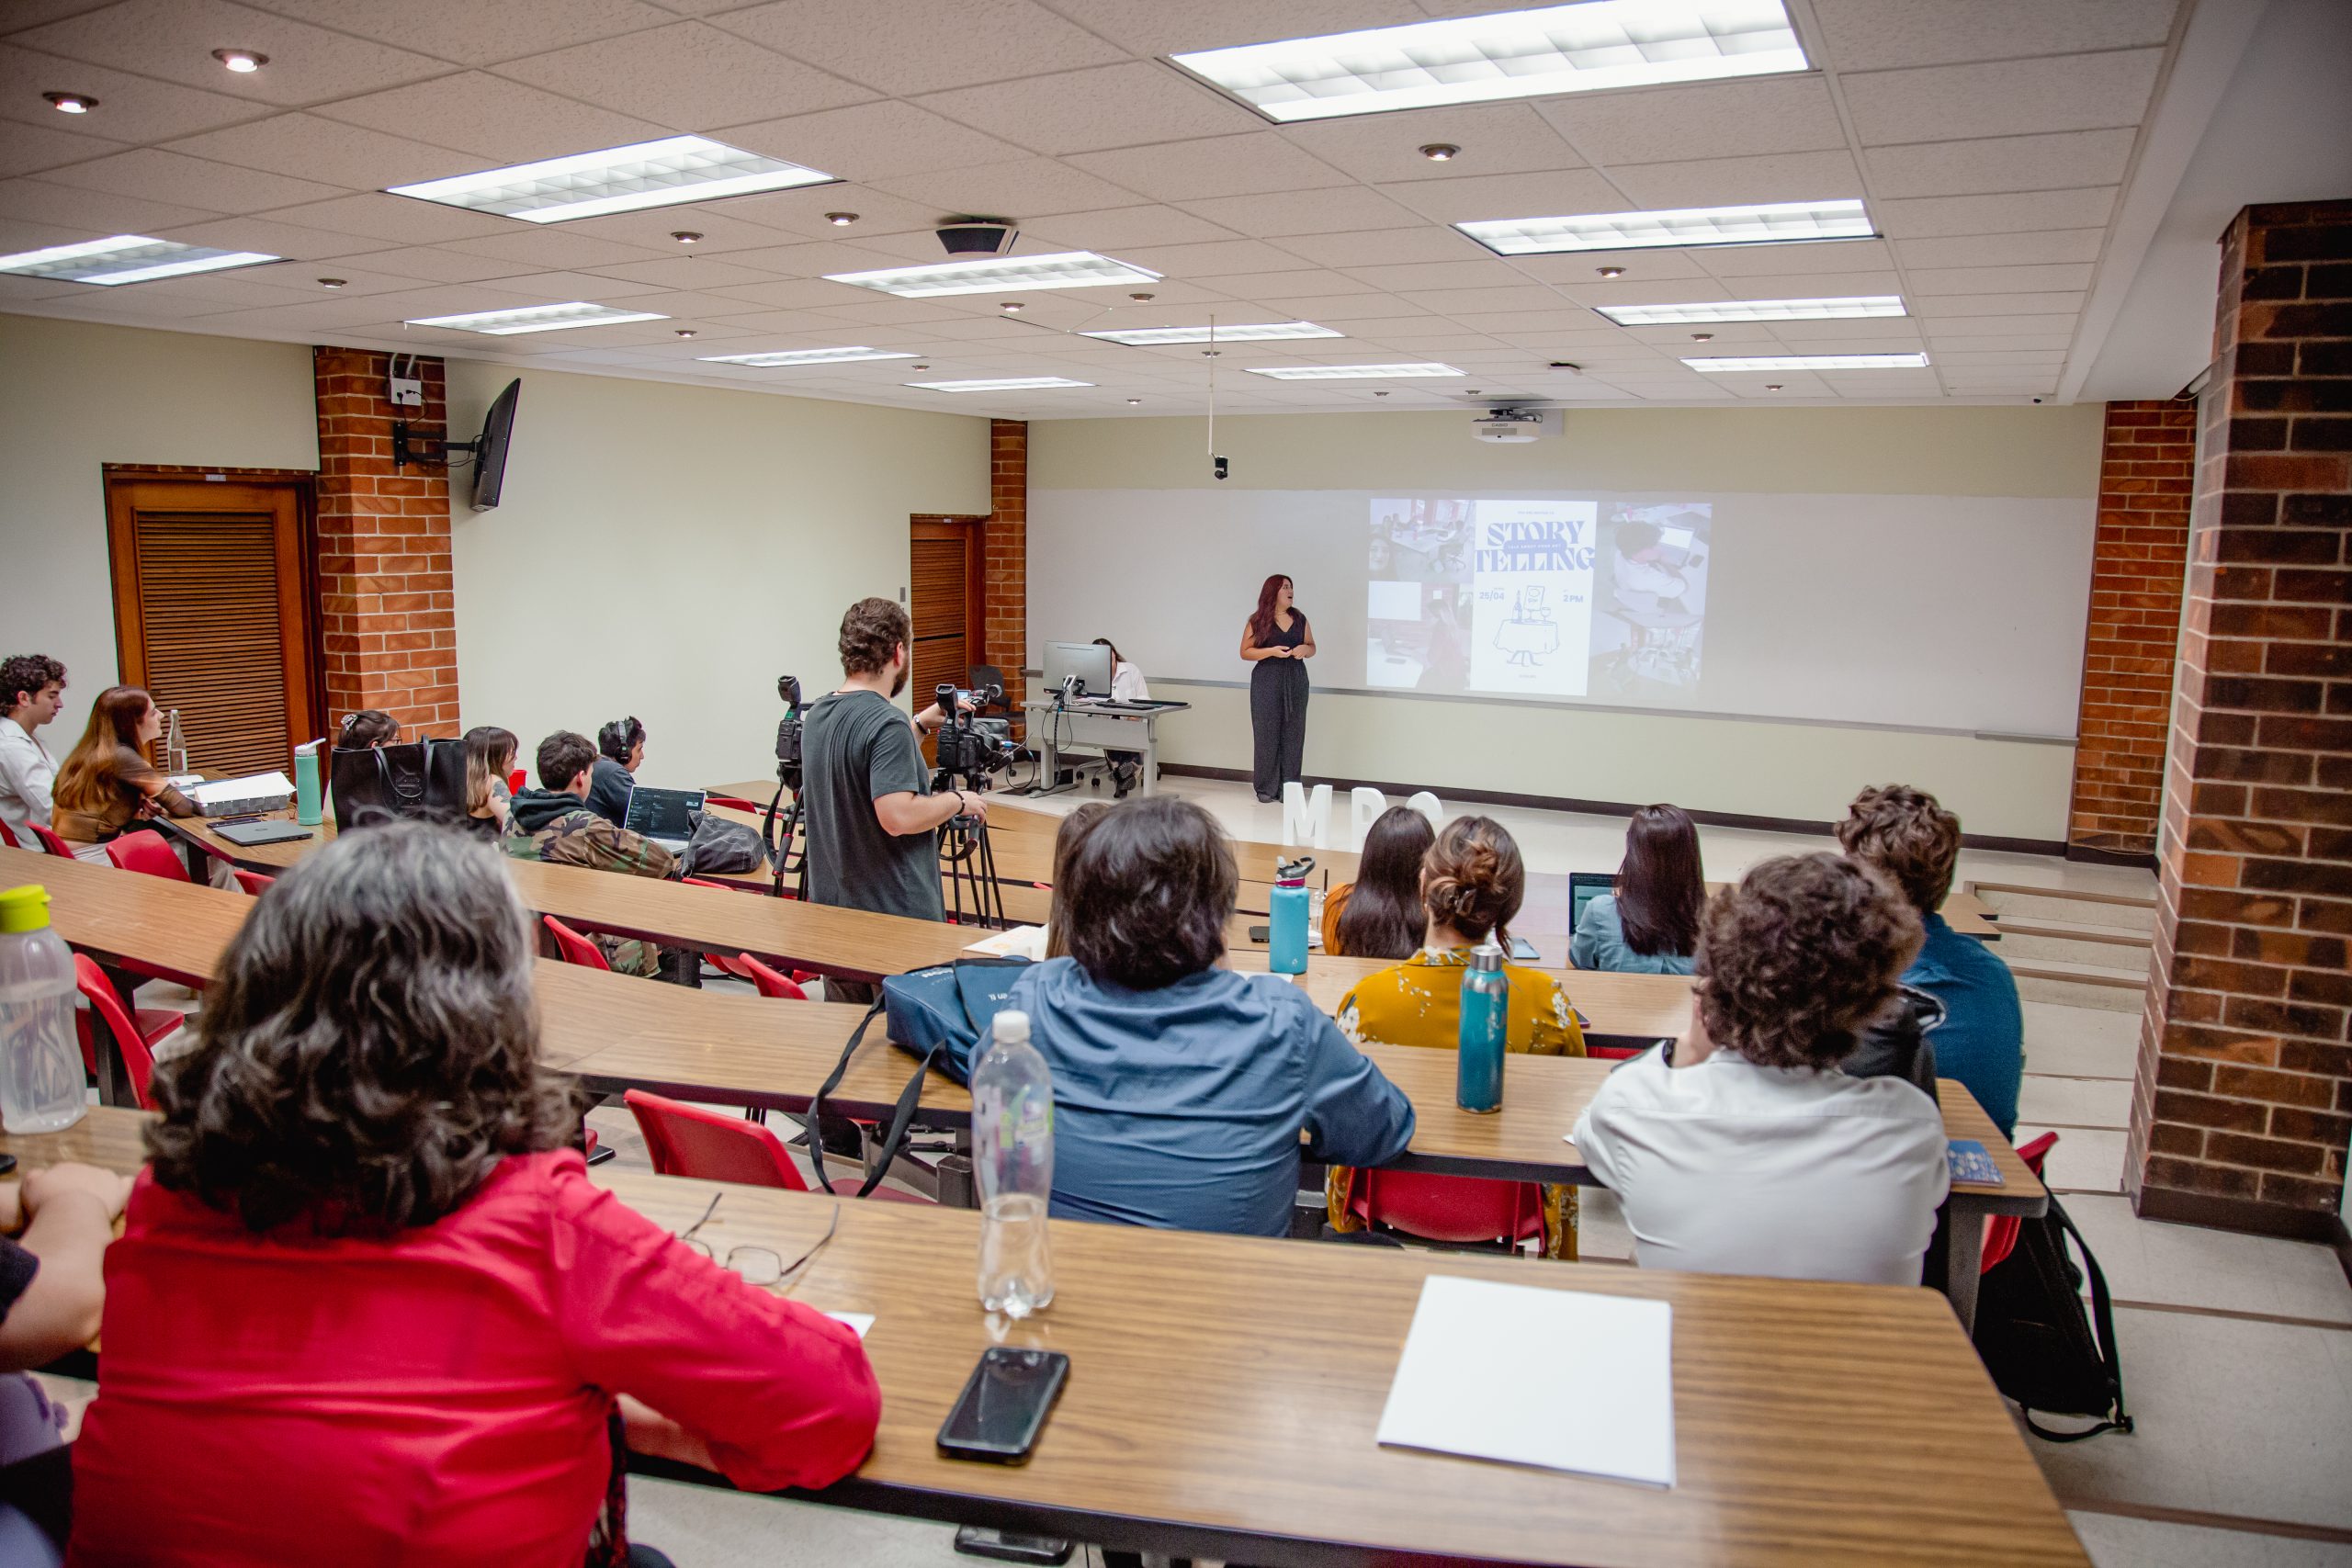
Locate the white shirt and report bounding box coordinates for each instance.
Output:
[1109,661,1150,703]
[0,716,57,844]
[1572,1045,1951,1286]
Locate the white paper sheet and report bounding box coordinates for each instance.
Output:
[963,925,1046,959]
[188,771,294,806]
[824,1312,875,1338]
[1374,1275,1675,1487]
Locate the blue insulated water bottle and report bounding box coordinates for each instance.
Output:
[294,741,322,827]
[1457,942,1509,1113]
[1270,855,1314,975]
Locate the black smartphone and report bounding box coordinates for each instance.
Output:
[1247,924,1270,943]
[937,1347,1069,1464]
[0,1155,16,1178]
[953,1527,1073,1565]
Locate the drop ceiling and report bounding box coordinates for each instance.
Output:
[0,0,2295,419]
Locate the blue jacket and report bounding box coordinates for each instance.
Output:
[1905,913,2025,1135]
[1004,958,1416,1237]
[1570,893,1697,976]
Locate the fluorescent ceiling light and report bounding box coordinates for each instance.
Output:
[908,378,1095,392]
[405,301,668,335]
[697,347,918,366]
[1685,353,1929,371]
[828,251,1159,299]
[0,235,280,286]
[388,136,832,224]
[1597,295,1905,325]
[1460,199,1872,255]
[1170,0,1806,122]
[1244,363,1464,380]
[1083,321,1341,345]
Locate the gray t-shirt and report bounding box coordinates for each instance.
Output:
[802,688,943,921]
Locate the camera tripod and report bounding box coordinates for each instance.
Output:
[931,765,1007,930]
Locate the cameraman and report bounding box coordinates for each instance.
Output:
[803,598,989,942]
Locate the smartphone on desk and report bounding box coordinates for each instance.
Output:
[937,1347,1069,1464]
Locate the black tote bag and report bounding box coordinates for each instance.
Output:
[331,738,469,829]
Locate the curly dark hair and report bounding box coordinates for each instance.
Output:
[535,729,596,792]
[1421,815,1524,946]
[1693,852,1924,1070]
[1834,784,1961,915]
[839,596,910,678]
[0,654,63,713]
[1062,795,1237,989]
[144,820,581,1232]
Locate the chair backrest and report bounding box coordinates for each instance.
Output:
[542,915,611,971]
[730,952,808,1001]
[1350,1169,1546,1247]
[232,869,275,897]
[0,818,17,849]
[74,953,164,1109]
[28,822,75,860]
[624,1089,809,1190]
[103,829,189,883]
[1981,1132,2059,1274]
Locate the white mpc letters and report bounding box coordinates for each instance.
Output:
[1284,782,1444,849]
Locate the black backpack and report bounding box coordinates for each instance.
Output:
[1971,1192,2133,1441]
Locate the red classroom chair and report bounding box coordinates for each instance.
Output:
[1336,1168,1551,1253]
[541,915,611,972]
[27,823,75,861]
[74,954,181,1110]
[0,819,16,850]
[1980,1132,2059,1273]
[624,1089,931,1202]
[232,869,274,897]
[729,953,807,1001]
[103,829,189,883]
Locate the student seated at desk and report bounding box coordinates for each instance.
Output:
[337,708,399,749]
[50,686,198,865]
[0,653,66,850]
[1007,795,1414,1237]
[1322,805,1433,960]
[585,715,644,828]
[1571,804,1703,976]
[70,823,879,1568]
[462,725,518,840]
[1572,853,1951,1286]
[1327,816,1587,1258]
[505,730,684,982]
[1042,801,1109,959]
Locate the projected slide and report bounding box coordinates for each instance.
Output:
[1369,499,1710,702]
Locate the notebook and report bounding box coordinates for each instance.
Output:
[1947,1140,2003,1186]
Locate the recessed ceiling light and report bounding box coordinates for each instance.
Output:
[1596,265,1625,277]
[673,329,696,338]
[1597,295,1907,325]
[1765,382,1784,391]
[1170,0,1806,122]
[404,301,669,335]
[697,346,920,366]
[1000,301,1023,312]
[1128,291,1155,302]
[910,362,930,371]
[1464,199,1872,256]
[1374,389,1391,397]
[1126,398,1142,404]
[908,378,1094,392]
[1244,363,1464,380]
[0,235,279,286]
[671,231,702,244]
[1690,332,1713,342]
[1419,143,1459,161]
[825,211,859,226]
[1084,321,1341,345]
[212,49,266,73]
[318,277,346,289]
[389,136,833,224]
[1685,354,1928,371]
[827,250,1160,299]
[43,91,96,114]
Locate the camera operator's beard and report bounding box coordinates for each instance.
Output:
[888,664,909,699]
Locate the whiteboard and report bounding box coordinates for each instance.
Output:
[1029,487,2094,737]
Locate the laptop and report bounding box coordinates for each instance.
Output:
[622,784,707,852]
[214,820,314,848]
[1568,872,1616,940]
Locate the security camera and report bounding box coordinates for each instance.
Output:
[936,217,1018,256]
[1213,455,1229,480]
[2031,397,2045,404]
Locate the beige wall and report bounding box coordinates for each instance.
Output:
[0,313,319,748]
[444,359,991,790]
[1033,405,2104,840]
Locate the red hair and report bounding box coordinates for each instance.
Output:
[1248,574,1298,646]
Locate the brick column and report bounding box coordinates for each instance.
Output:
[311,347,461,736]
[982,419,1028,711]
[2126,200,2352,1240]
[2065,400,2195,860]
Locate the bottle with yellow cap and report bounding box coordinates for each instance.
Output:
[0,885,85,1134]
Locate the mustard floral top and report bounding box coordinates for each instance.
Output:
[1329,945,1587,1257]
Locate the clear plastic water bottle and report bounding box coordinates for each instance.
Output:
[972,1009,1055,1318]
[0,886,87,1134]
[1457,942,1509,1115]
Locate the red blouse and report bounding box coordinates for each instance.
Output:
[70,1151,880,1567]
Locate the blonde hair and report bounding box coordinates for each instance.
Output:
[462,727,518,818]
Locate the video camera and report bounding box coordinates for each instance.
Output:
[933,682,1014,785]
[774,675,803,789]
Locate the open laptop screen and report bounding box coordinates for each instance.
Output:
[623,785,706,841]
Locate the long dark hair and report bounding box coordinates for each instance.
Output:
[1333,806,1434,960]
[54,685,155,811]
[1422,815,1525,947]
[1616,803,1704,957]
[145,820,582,1232]
[1091,637,1125,668]
[1247,574,1300,646]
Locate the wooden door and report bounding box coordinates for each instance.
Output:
[106,474,320,778]
[910,516,983,764]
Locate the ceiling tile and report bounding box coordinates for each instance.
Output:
[1921,312,2077,335]
[544,205,820,255]
[1694,238,1894,274]
[1397,284,1564,314]
[0,1,120,26]
[1894,228,2104,268]
[496,22,874,131]
[714,0,1125,95]
[34,146,344,213]
[233,0,677,68]
[1113,237,1317,276]
[917,62,1258,154]
[1340,258,1526,291]
[1874,187,2119,238]
[708,237,910,276]
[0,175,224,231]
[1862,130,2136,198]
[1911,291,2086,317]
[1808,0,2181,72]
[1269,292,1440,321]
[1502,247,1715,284]
[1537,76,1845,165]
[868,156,1143,218]
[1182,267,1361,299]
[1275,226,1486,267]
[717,185,954,240]
[1022,205,1240,249]
[705,276,873,310]
[582,255,789,289]
[150,213,401,261]
[1447,309,1611,333]
[0,43,271,141]
[1920,333,2073,352]
[1178,184,1425,236]
[1279,102,1585,183]
[12,0,451,104]
[718,100,1023,183]
[1842,51,2162,145]
[163,112,480,188]
[1015,0,1423,57]
[1376,169,1626,225]
[0,118,123,178]
[1905,263,2094,294]
[338,243,546,282]
[259,191,520,243]
[1606,149,1863,209]
[1069,133,1351,201]
[442,228,676,270]
[317,71,671,161]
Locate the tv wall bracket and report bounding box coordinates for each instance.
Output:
[390,423,480,470]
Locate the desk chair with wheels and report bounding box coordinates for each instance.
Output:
[624,1089,931,1202]
[74,954,181,1110]
[103,829,190,883]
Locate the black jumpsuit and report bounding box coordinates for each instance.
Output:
[1250,613,1310,801]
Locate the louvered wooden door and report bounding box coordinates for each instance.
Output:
[106,476,319,779]
[910,517,983,765]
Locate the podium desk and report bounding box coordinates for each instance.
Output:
[1020,699,1188,797]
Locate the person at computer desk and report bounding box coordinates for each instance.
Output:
[585,716,643,827]
[504,729,688,984]
[1091,638,1149,798]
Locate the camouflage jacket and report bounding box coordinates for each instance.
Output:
[503,788,679,879]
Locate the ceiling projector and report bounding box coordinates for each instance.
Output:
[1470,408,1547,444]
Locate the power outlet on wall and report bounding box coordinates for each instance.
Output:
[388,375,424,407]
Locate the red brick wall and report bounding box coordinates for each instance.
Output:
[311,347,460,737]
[2066,400,2195,857]
[2126,200,2352,1239]
[983,420,1027,712]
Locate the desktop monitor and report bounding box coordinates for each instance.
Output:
[1042,640,1114,699]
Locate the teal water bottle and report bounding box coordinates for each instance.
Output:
[294,740,322,826]
[1457,942,1508,1113]
[1270,855,1314,975]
